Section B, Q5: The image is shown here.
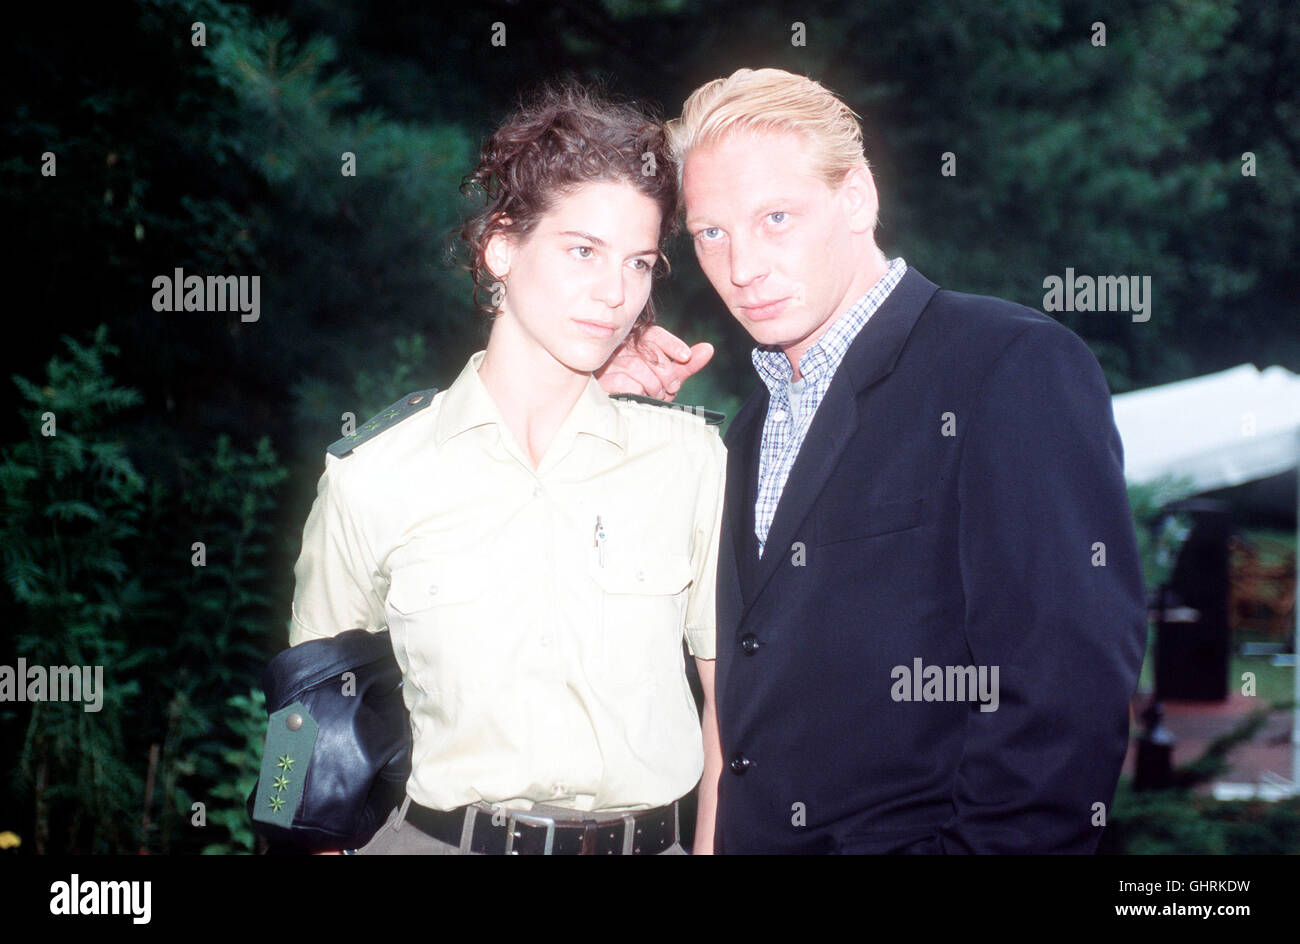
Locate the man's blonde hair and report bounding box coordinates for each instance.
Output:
[667,68,867,189]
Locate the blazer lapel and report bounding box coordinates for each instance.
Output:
[739,267,941,621]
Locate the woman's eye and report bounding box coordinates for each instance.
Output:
[630,258,651,271]
[570,246,594,259]
[767,211,787,224]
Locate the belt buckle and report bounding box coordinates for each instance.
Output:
[504,809,556,855]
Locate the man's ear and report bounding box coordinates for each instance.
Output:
[838,163,879,235]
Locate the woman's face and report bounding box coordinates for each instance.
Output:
[486,180,662,375]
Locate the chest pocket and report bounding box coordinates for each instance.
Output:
[589,553,693,675]
[385,555,485,677]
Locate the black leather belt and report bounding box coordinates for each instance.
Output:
[405,799,680,855]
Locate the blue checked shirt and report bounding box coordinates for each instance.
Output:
[752,257,908,557]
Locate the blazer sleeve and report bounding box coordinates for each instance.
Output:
[929,320,1147,853]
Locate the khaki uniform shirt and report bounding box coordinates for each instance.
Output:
[289,351,726,813]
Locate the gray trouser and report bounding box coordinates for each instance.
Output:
[352,796,686,855]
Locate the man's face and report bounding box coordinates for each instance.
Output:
[490,180,661,375]
[683,130,866,363]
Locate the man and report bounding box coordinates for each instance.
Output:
[598,68,1147,853]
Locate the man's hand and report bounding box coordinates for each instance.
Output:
[596,325,714,401]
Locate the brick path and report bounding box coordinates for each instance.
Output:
[1125,692,1295,793]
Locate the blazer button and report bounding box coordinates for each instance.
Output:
[729,753,751,775]
[739,633,762,655]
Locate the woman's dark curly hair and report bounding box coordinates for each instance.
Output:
[458,81,678,343]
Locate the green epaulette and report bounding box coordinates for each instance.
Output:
[250,701,318,829]
[610,393,726,427]
[327,388,439,458]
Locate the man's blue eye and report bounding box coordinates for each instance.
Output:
[571,246,594,258]
[700,227,721,240]
[768,212,787,224]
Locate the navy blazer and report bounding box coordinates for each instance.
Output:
[714,267,1148,854]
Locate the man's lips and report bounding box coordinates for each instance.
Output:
[739,297,790,321]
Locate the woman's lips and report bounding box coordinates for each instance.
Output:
[574,319,617,338]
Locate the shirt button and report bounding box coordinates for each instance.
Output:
[729,753,752,775]
[739,633,762,655]
[533,485,541,498]
[771,409,788,423]
[539,635,550,647]
[427,584,438,596]
[636,569,645,582]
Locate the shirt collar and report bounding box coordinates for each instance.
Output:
[435,350,626,452]
[752,256,908,398]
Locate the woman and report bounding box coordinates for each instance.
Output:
[287,83,725,854]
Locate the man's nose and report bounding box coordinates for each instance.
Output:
[728,232,765,287]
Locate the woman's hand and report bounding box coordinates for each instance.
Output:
[692,657,721,855]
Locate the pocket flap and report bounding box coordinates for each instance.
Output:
[814,497,924,546]
[387,556,483,613]
[590,553,693,595]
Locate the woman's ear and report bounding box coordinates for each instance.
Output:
[484,217,515,281]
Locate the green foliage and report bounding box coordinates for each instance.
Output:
[1105,782,1300,855]
[210,21,364,195]
[349,334,437,419]
[1,327,149,853]
[137,430,288,854]
[291,332,440,453]
[0,327,289,853]
[1127,476,1199,593]
[205,13,479,447]
[177,435,289,682]
[829,0,1295,390]
[200,689,267,855]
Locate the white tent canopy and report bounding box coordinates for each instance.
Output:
[1112,364,1300,493]
[1111,363,1300,791]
